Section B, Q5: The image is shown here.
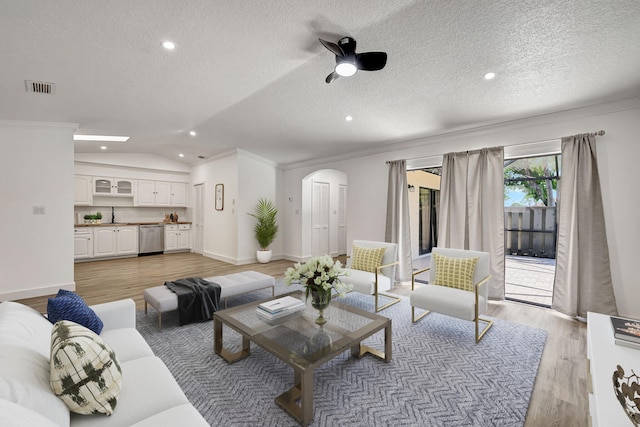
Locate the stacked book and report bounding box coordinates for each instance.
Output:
[610,316,640,350]
[256,296,305,321]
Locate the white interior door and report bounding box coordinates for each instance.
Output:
[311,181,330,256]
[338,184,347,255]
[194,183,204,254]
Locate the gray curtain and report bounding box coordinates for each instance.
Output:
[553,134,617,317]
[438,147,505,299]
[385,160,413,282]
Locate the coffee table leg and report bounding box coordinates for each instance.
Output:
[275,369,314,426]
[213,317,250,363]
[351,322,392,362]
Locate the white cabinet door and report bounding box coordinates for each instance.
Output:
[115,179,135,196]
[93,177,115,195]
[137,181,157,206]
[74,229,93,259]
[94,227,117,257]
[177,227,190,250]
[165,230,178,251]
[74,176,93,205]
[116,226,138,255]
[171,183,188,206]
[155,182,171,206]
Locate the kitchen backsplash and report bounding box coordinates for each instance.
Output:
[74,207,190,224]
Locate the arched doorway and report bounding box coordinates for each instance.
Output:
[301,169,348,258]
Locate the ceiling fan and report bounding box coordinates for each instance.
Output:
[319,36,387,84]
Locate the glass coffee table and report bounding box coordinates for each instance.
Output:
[213,290,392,426]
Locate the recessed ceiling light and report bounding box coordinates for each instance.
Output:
[179,153,184,158]
[162,41,176,50]
[484,72,496,80]
[189,131,197,136]
[345,115,353,122]
[74,135,130,142]
[100,146,107,150]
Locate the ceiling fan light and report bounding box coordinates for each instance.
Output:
[335,62,357,77]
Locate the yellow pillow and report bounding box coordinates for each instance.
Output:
[351,245,386,273]
[432,253,479,291]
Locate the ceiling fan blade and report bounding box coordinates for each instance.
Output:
[325,72,340,84]
[319,38,344,57]
[356,52,387,71]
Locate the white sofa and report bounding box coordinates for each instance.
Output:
[0,298,209,426]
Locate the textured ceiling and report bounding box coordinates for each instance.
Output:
[2,0,639,167]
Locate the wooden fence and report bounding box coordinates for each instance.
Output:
[504,207,556,258]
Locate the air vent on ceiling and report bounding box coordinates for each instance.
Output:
[25,80,56,94]
[197,155,206,159]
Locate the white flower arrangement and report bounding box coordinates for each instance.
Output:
[284,255,352,299]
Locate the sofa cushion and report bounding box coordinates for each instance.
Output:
[70,356,191,427]
[48,289,104,335]
[99,328,154,363]
[432,253,479,291]
[0,300,53,358]
[130,403,210,427]
[50,320,122,415]
[0,398,61,427]
[351,244,386,273]
[0,301,70,427]
[0,342,71,427]
[342,268,393,294]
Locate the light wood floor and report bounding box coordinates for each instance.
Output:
[17,252,588,427]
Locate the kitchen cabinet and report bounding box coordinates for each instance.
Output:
[74,175,93,206]
[93,177,135,197]
[94,226,138,258]
[170,182,188,206]
[136,181,186,207]
[137,181,171,206]
[74,228,93,260]
[165,224,190,252]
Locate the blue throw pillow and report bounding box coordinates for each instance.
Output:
[47,289,103,334]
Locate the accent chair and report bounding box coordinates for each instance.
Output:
[410,247,493,342]
[340,240,401,312]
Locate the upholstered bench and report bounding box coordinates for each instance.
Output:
[144,271,275,328]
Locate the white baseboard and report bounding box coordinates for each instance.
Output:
[1,281,76,301]
[203,251,287,266]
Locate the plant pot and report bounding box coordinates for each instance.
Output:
[256,250,272,263]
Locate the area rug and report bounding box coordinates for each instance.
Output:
[136,281,547,426]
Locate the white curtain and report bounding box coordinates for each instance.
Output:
[385,160,413,282]
[553,134,617,317]
[438,147,505,299]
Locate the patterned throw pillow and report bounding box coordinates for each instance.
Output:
[351,245,386,273]
[432,253,479,292]
[50,320,122,415]
[47,289,103,335]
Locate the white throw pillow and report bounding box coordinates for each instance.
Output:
[50,320,122,415]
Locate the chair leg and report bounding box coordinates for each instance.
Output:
[475,316,493,343]
[145,301,147,315]
[411,306,431,323]
[375,292,402,312]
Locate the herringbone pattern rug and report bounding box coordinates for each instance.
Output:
[137,282,546,426]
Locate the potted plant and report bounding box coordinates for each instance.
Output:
[83,212,102,224]
[247,198,278,263]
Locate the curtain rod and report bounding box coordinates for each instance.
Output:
[386,129,606,164]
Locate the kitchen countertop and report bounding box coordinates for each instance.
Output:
[74,222,192,227]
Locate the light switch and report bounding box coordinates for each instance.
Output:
[33,206,46,215]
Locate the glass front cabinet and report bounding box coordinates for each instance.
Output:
[93,177,135,196]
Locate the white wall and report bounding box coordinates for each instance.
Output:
[238,151,282,263]
[1,121,77,300]
[191,152,239,263]
[282,98,640,318]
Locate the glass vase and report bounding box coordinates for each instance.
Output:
[310,288,332,325]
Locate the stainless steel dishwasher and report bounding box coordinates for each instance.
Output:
[139,225,164,255]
